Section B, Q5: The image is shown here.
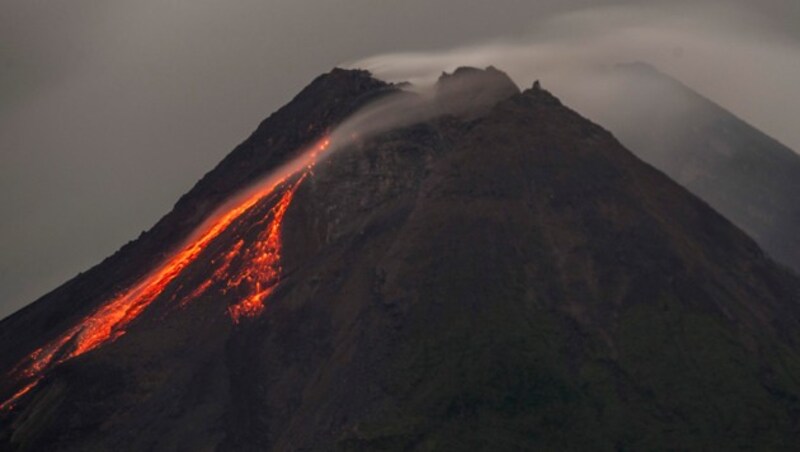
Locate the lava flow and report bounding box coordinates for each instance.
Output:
[178,172,309,323]
[1,137,331,413]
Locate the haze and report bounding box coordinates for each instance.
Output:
[2,0,799,318]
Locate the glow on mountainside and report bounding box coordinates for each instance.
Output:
[1,138,331,412]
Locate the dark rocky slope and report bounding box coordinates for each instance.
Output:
[2,67,800,451]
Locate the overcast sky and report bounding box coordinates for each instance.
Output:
[2,0,799,318]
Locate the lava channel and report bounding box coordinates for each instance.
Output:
[1,137,331,413]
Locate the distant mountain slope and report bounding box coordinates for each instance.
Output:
[1,68,800,451]
[570,62,800,273]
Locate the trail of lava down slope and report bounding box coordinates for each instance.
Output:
[1,138,331,412]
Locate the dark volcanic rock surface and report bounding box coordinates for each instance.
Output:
[2,67,800,451]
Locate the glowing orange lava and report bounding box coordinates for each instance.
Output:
[227,173,306,322]
[1,137,331,413]
[0,380,39,412]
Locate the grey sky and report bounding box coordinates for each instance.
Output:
[1,0,799,318]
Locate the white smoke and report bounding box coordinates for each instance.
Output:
[344,3,800,152]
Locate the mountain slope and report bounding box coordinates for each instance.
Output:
[569,62,800,273]
[0,68,391,373]
[2,68,800,451]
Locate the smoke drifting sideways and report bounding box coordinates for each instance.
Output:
[185,68,509,262]
[174,70,513,300]
[346,3,800,154]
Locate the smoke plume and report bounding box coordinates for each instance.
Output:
[346,3,800,152]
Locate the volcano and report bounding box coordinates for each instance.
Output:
[2,67,800,451]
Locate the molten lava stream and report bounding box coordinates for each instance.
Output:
[1,138,331,413]
[0,380,39,412]
[178,173,308,322]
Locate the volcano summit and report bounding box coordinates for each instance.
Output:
[1,67,800,451]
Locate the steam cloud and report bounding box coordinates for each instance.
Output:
[346,3,800,153]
